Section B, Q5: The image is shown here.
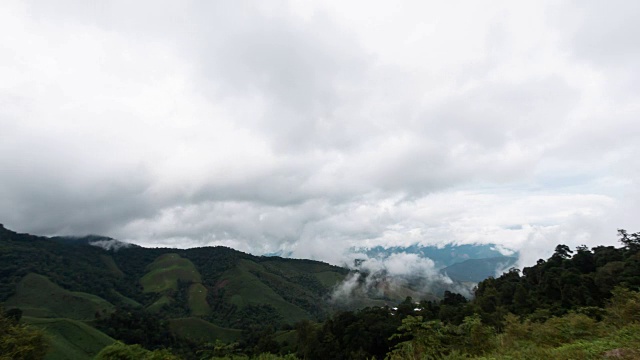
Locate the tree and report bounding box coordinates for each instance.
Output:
[387,316,447,360]
[553,244,573,259]
[0,307,48,360]
[459,314,495,355]
[94,341,180,360]
[572,245,596,273]
[618,229,640,252]
[513,284,530,314]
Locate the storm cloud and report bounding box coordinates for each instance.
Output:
[1,1,640,267]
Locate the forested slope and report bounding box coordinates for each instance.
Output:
[3,224,640,359]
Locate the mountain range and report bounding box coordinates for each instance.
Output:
[0,224,516,359]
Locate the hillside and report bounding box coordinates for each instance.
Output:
[0,224,385,358]
[0,223,350,358]
[4,273,114,320]
[441,256,518,282]
[1,223,484,330]
[9,224,635,360]
[23,317,115,360]
[0,224,350,323]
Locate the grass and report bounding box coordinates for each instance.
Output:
[169,317,241,343]
[99,255,124,277]
[4,273,114,320]
[188,283,211,316]
[222,260,311,324]
[24,316,115,360]
[109,289,142,308]
[470,324,640,360]
[274,330,298,353]
[315,271,346,288]
[140,253,214,314]
[146,294,172,313]
[547,324,640,360]
[140,253,202,293]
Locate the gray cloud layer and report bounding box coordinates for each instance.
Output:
[2,0,640,267]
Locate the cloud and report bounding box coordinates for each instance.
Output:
[89,239,132,252]
[1,1,639,271]
[330,252,478,304]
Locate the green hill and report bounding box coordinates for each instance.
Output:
[0,223,464,358]
[3,223,640,359]
[24,316,115,360]
[187,283,211,316]
[4,273,114,320]
[0,224,355,358]
[140,253,202,293]
[221,259,312,324]
[168,317,241,343]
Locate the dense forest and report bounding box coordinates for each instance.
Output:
[2,226,640,359]
[194,229,640,359]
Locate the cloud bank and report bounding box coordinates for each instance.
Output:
[1,1,640,268]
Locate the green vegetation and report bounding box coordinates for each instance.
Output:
[188,283,211,316]
[4,273,114,320]
[225,229,640,360]
[146,295,173,313]
[3,224,640,359]
[0,224,349,358]
[108,290,142,308]
[99,255,124,278]
[0,226,128,307]
[140,254,202,293]
[384,288,640,359]
[314,271,345,288]
[221,260,311,325]
[168,318,241,343]
[0,307,48,360]
[94,341,180,360]
[24,317,114,360]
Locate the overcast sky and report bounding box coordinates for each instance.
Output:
[2,0,640,267]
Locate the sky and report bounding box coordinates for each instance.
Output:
[2,0,640,269]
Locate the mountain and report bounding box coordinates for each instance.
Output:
[441,256,518,282]
[0,224,466,359]
[4,223,640,359]
[352,243,519,284]
[0,224,350,358]
[357,243,516,269]
[0,224,351,323]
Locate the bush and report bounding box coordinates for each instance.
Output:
[0,307,48,360]
[606,287,640,327]
[94,341,180,360]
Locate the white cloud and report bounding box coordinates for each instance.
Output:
[1,1,639,269]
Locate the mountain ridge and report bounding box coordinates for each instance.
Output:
[0,224,520,359]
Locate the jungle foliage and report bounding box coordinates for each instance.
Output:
[2,224,640,359]
[0,306,48,360]
[207,229,640,359]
